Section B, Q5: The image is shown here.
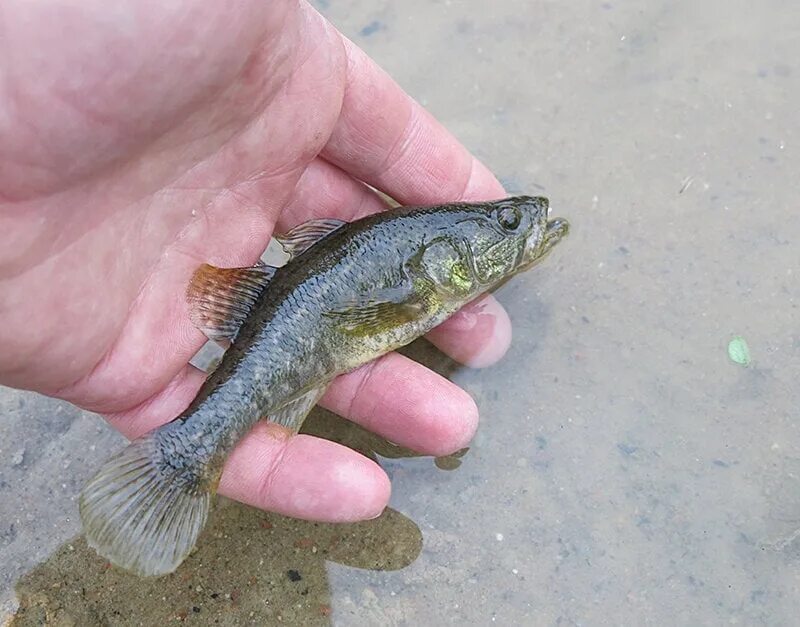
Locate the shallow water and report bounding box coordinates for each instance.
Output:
[2,0,799,624]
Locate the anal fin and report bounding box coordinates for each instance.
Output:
[187,263,275,342]
[269,384,328,432]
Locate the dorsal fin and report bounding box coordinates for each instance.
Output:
[274,218,345,260]
[186,263,275,342]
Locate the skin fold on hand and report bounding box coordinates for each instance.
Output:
[0,0,512,523]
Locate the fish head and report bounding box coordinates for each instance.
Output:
[453,196,569,286]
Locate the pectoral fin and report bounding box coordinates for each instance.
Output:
[274,218,345,260]
[269,384,328,432]
[187,263,276,342]
[325,286,426,336]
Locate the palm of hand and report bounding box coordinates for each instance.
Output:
[0,0,510,522]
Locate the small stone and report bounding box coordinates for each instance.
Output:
[287,569,302,582]
[362,588,378,602]
[495,533,504,541]
[11,448,24,466]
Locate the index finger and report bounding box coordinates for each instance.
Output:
[321,36,506,206]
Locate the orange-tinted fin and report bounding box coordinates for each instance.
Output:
[274,218,345,259]
[187,263,275,342]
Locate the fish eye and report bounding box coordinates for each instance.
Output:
[496,205,522,231]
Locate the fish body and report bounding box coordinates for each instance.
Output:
[79,196,569,576]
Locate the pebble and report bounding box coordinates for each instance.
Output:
[11,447,24,466]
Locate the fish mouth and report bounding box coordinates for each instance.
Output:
[542,217,569,254]
[520,216,569,269]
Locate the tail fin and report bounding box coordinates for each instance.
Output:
[79,433,212,576]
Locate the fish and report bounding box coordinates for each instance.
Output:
[79,196,569,576]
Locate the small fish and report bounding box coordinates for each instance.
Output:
[79,196,569,576]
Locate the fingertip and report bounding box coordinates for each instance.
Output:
[426,295,513,368]
[452,390,480,452]
[461,156,507,202]
[417,383,479,456]
[307,438,391,521]
[349,454,392,520]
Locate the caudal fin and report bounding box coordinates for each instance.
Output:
[79,434,212,576]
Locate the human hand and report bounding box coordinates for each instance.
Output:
[0,0,511,522]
